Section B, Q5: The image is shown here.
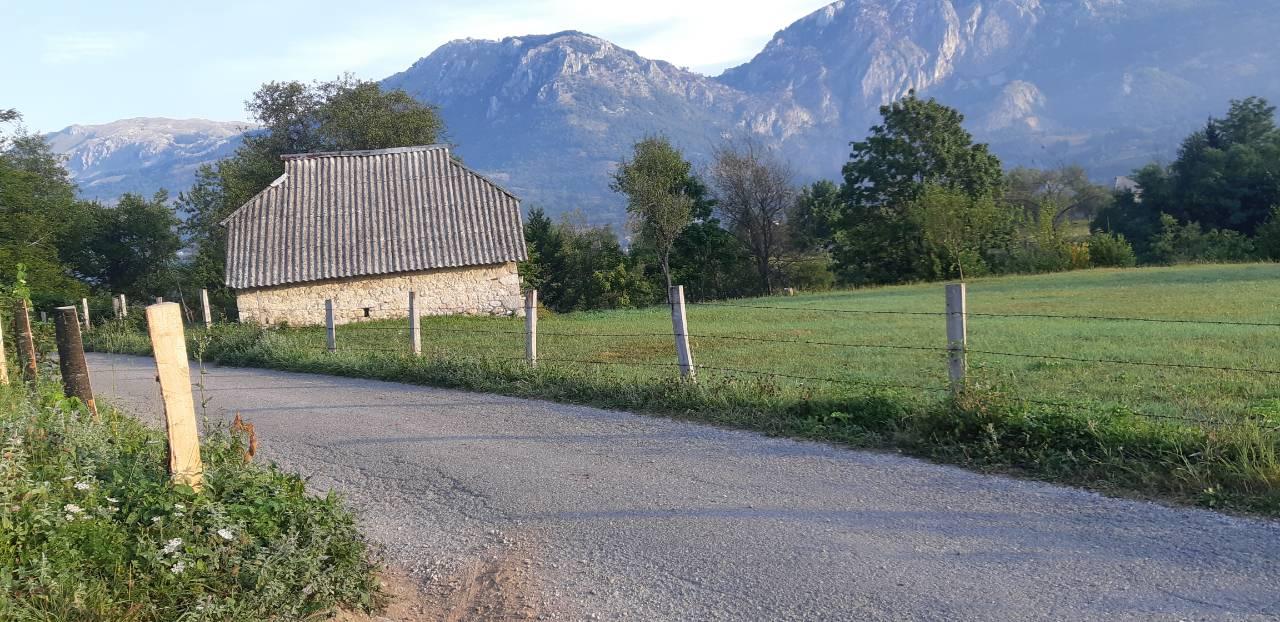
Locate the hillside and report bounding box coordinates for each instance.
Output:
[44,118,245,201]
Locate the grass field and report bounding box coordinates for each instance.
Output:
[234,263,1280,423]
[86,263,1280,513]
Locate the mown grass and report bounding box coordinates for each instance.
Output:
[86,264,1280,514]
[0,366,382,621]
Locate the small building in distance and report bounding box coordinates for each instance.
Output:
[223,145,527,326]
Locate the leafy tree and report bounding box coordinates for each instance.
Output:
[1006,165,1112,226]
[835,92,1003,284]
[788,180,841,254]
[611,137,695,289]
[709,139,795,293]
[79,192,182,300]
[908,184,1015,280]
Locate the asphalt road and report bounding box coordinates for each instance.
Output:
[87,353,1280,621]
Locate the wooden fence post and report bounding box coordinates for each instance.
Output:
[112,295,120,318]
[201,288,212,329]
[155,297,164,304]
[325,299,336,354]
[525,290,538,366]
[145,302,204,491]
[119,294,128,318]
[668,285,696,380]
[408,291,421,356]
[946,283,967,394]
[13,301,38,384]
[40,311,47,323]
[0,309,8,386]
[81,298,91,332]
[54,307,97,418]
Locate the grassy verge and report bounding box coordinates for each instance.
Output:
[0,365,382,621]
[86,313,1280,516]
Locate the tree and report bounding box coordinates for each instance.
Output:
[709,138,795,294]
[1005,165,1112,226]
[611,137,694,290]
[834,92,1004,284]
[908,184,1015,280]
[788,180,841,254]
[79,192,182,300]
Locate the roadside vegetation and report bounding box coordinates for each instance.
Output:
[87,264,1280,515]
[0,369,382,621]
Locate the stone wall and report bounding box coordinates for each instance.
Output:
[236,262,523,326]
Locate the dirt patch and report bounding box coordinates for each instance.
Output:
[338,542,546,621]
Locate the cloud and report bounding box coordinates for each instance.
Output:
[42,32,143,64]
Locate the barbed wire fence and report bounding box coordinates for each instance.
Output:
[67,283,1280,432]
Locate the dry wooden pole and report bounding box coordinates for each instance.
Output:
[119,294,128,318]
[668,285,696,380]
[112,295,121,318]
[945,283,968,394]
[145,302,204,491]
[40,311,47,323]
[524,289,538,367]
[201,288,212,329]
[0,309,9,386]
[54,306,98,417]
[13,301,38,384]
[325,299,336,354]
[81,298,91,332]
[155,297,164,304]
[408,292,421,357]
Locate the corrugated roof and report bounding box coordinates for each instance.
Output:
[223,145,527,290]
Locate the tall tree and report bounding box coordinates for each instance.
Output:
[79,192,182,300]
[834,92,1004,284]
[611,137,694,289]
[709,138,795,293]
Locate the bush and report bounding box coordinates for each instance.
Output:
[1255,207,1280,261]
[1148,214,1257,264]
[1087,232,1137,268]
[0,376,381,621]
[781,254,836,291]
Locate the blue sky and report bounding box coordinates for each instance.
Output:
[4,0,833,132]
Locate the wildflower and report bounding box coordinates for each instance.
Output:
[106,497,119,504]
[74,481,91,491]
[151,516,162,524]
[63,503,83,514]
[216,528,234,541]
[173,503,186,511]
[162,538,183,555]
[171,561,186,574]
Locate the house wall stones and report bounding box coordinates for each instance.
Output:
[236,262,523,326]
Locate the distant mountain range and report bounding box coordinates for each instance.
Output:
[49,0,1280,223]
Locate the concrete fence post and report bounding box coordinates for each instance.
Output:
[525,290,538,367]
[40,311,47,323]
[81,298,91,332]
[668,285,696,381]
[325,299,336,354]
[408,291,421,357]
[201,288,212,329]
[13,301,38,384]
[945,283,968,394]
[119,294,128,318]
[155,297,164,304]
[145,302,204,491]
[54,306,97,418]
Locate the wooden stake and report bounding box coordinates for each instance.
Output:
[155,297,164,304]
[145,302,204,491]
[119,294,128,318]
[668,285,696,380]
[201,288,212,329]
[54,306,97,418]
[0,309,9,386]
[13,301,37,383]
[81,298,91,332]
[946,283,967,394]
[40,311,47,323]
[408,291,421,357]
[112,295,120,318]
[325,299,336,353]
[525,289,538,366]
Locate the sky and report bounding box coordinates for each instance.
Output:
[4,0,834,132]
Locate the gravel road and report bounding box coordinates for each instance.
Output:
[87,353,1280,621]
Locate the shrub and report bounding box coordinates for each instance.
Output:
[1087,232,1137,267]
[1148,214,1257,264]
[0,377,381,621]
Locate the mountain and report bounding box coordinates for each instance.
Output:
[45,118,246,202]
[49,1,1280,222]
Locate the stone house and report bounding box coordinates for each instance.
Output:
[223,145,527,326]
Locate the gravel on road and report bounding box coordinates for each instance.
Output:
[87,353,1280,621]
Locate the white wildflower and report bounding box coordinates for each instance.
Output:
[64,514,74,521]
[170,561,186,574]
[216,528,234,541]
[106,497,119,504]
[151,516,162,524]
[161,538,183,555]
[63,503,83,514]
[74,481,91,491]
[173,503,186,511]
